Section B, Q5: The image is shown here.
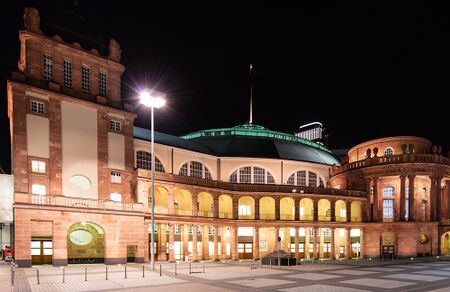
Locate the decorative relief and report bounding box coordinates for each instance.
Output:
[24,7,40,33]
[382,233,395,245]
[108,39,121,62]
[418,233,429,244]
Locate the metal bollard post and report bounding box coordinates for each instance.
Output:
[288,259,290,267]
[175,262,177,276]
[189,262,192,274]
[159,264,162,277]
[270,258,272,268]
[260,260,262,269]
[142,265,145,278]
[85,267,87,281]
[11,266,14,286]
[106,266,108,280]
[62,267,65,283]
[202,262,205,273]
[125,265,127,279]
[37,269,40,285]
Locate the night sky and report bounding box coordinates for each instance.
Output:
[1,1,450,173]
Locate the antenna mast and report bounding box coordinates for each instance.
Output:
[249,64,253,124]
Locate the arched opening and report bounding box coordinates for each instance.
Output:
[299,198,313,221]
[154,186,168,214]
[441,232,450,255]
[198,192,214,217]
[174,189,192,216]
[351,201,363,222]
[238,196,255,219]
[280,197,295,220]
[335,200,346,222]
[259,196,275,220]
[318,199,331,221]
[219,195,233,218]
[67,222,105,264]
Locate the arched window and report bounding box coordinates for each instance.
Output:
[384,147,394,156]
[178,161,212,180]
[287,170,322,187]
[383,186,394,197]
[229,166,276,184]
[136,151,165,172]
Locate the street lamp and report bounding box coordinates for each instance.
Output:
[139,89,166,271]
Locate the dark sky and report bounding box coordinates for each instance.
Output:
[1,1,450,173]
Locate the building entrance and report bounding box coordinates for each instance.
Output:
[238,243,253,259]
[351,242,360,258]
[382,245,395,259]
[323,243,331,258]
[31,238,52,265]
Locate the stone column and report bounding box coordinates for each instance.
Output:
[430,175,442,222]
[330,227,336,260]
[168,223,175,261]
[231,226,238,260]
[399,175,406,221]
[330,199,336,222]
[213,193,219,218]
[52,221,68,266]
[214,225,219,260]
[313,199,319,221]
[408,175,415,221]
[319,228,324,258]
[345,227,351,258]
[294,198,300,221]
[159,224,167,261]
[254,227,260,259]
[305,227,310,259]
[275,197,281,220]
[202,225,209,260]
[192,225,198,261]
[359,228,364,259]
[192,193,198,217]
[183,224,189,261]
[294,227,299,258]
[232,196,239,220]
[373,177,379,222]
[346,200,352,222]
[254,196,260,220]
[313,226,318,259]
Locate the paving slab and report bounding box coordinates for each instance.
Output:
[279,284,370,292]
[360,267,405,272]
[228,277,295,288]
[383,273,447,282]
[327,269,378,276]
[340,277,416,289]
[414,270,450,277]
[283,272,343,280]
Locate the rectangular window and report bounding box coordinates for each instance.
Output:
[323,228,331,236]
[111,171,122,183]
[190,161,203,179]
[383,199,394,222]
[109,119,122,132]
[174,224,181,234]
[188,225,193,234]
[30,100,45,114]
[239,205,251,216]
[253,167,265,184]
[308,171,317,187]
[31,184,46,195]
[239,166,251,183]
[99,72,107,96]
[63,60,72,87]
[297,171,306,186]
[82,66,90,93]
[208,226,215,235]
[110,192,122,202]
[43,54,53,81]
[31,161,46,173]
[309,228,314,236]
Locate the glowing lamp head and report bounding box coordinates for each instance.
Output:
[139,90,166,109]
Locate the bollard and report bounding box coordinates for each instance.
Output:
[189,262,192,274]
[270,258,272,268]
[62,267,65,283]
[142,265,145,278]
[85,267,87,281]
[37,269,40,285]
[106,266,108,280]
[125,265,127,279]
[11,266,14,286]
[260,260,262,269]
[250,262,252,270]
[159,264,162,277]
[288,259,290,267]
[203,262,205,273]
[175,262,177,276]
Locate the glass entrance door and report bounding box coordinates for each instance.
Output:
[31,240,52,265]
[238,243,253,259]
[323,243,331,258]
[382,245,394,259]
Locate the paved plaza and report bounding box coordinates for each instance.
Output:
[1,259,450,291]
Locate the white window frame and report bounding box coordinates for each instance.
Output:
[109,119,122,132]
[111,171,122,183]
[31,160,46,173]
[30,100,45,114]
[63,60,72,88]
[43,54,53,81]
[81,66,90,93]
[32,184,46,195]
[110,192,122,202]
[99,72,107,96]
[384,147,394,156]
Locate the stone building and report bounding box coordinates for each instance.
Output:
[6,8,450,267]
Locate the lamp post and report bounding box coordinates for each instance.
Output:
[140,89,166,271]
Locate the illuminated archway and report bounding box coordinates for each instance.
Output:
[259,196,275,220]
[238,196,255,219]
[219,195,232,218]
[335,200,346,222]
[441,232,450,255]
[280,197,295,220]
[300,198,313,221]
[174,189,192,215]
[154,186,168,214]
[318,199,331,221]
[198,192,213,217]
[351,201,363,222]
[67,222,105,264]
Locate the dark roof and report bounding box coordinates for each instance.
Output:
[134,124,341,166]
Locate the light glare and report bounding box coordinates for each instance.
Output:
[139,90,166,109]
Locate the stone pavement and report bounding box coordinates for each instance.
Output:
[5,260,450,291]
